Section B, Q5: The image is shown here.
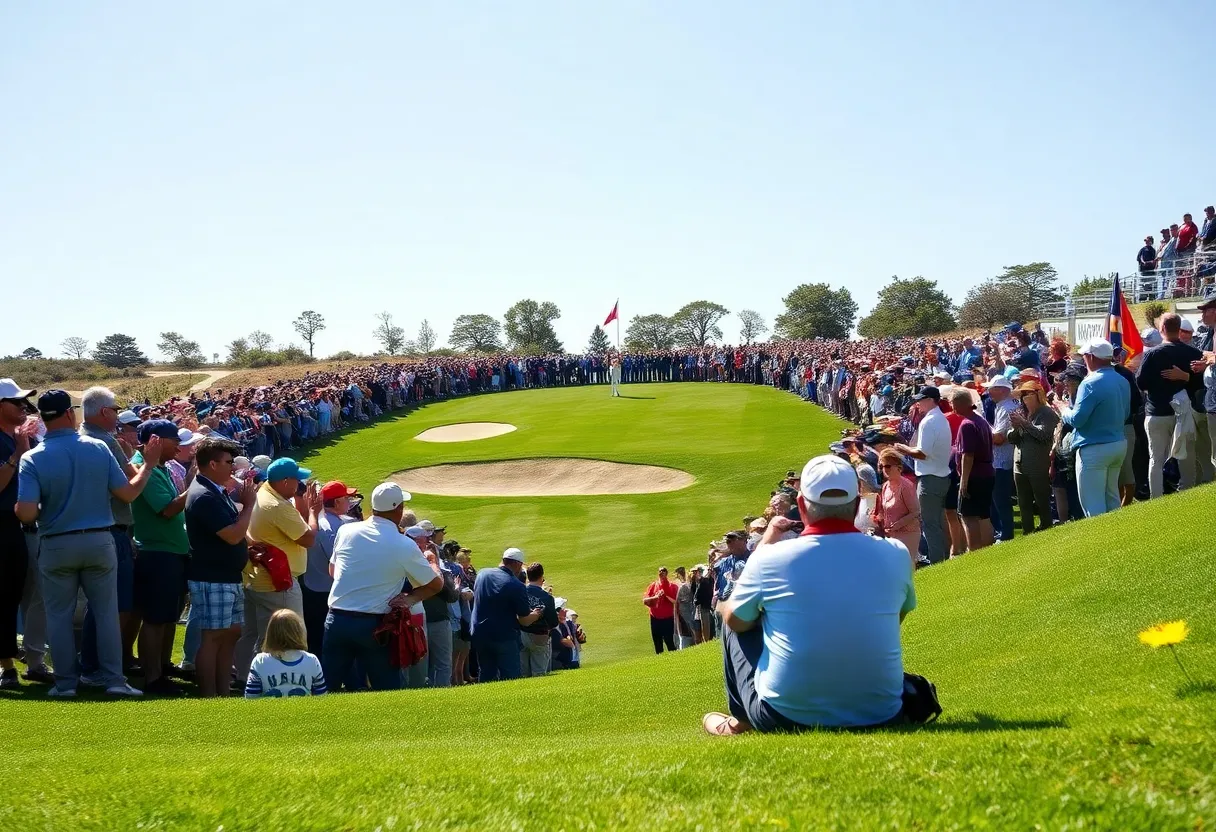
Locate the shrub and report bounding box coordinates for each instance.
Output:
[1142,301,1168,328]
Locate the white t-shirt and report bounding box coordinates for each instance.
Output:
[245,650,326,698]
[731,530,916,727]
[328,516,436,616]
[911,407,953,478]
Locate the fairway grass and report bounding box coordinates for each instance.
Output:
[2,384,1214,829]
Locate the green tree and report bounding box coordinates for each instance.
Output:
[957,280,1032,329]
[997,262,1063,316]
[1069,274,1115,298]
[670,300,729,347]
[773,283,857,340]
[61,337,89,359]
[624,314,676,351]
[504,299,563,354]
[737,309,768,344]
[449,314,504,353]
[157,331,204,368]
[93,333,148,369]
[587,325,612,353]
[20,347,42,360]
[226,338,250,365]
[857,276,957,338]
[417,319,437,354]
[373,312,406,355]
[248,330,274,351]
[292,310,326,358]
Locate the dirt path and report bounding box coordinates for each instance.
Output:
[146,369,232,391]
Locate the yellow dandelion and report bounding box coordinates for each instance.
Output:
[1138,620,1189,648]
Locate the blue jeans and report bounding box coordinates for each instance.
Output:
[474,636,521,682]
[183,600,201,665]
[991,468,1015,541]
[1076,439,1126,518]
[322,611,402,691]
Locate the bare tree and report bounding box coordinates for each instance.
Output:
[417,319,437,354]
[248,330,274,351]
[61,336,90,359]
[736,310,768,344]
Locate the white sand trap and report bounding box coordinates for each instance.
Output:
[414,422,518,443]
[391,458,696,497]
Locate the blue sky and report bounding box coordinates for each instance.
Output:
[2,2,1213,361]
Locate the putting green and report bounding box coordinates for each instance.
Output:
[1,382,1214,830]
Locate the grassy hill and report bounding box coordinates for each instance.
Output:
[1,384,1213,829]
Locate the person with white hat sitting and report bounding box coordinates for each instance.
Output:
[702,454,917,735]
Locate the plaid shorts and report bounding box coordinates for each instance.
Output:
[187,581,244,630]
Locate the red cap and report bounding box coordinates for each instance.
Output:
[321,481,357,501]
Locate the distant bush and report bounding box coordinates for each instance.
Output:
[0,357,142,388]
[1142,301,1168,328]
[229,347,316,369]
[110,374,205,407]
[327,350,360,361]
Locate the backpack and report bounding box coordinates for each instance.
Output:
[901,673,942,724]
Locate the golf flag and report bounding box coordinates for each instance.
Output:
[1105,274,1143,365]
[604,300,619,326]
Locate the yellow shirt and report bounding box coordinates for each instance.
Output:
[244,482,310,592]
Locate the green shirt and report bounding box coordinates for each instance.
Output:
[129,451,189,555]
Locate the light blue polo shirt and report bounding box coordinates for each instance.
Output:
[1060,366,1131,449]
[729,529,916,727]
[16,428,128,536]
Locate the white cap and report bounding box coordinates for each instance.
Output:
[1140,327,1163,348]
[554,596,567,609]
[0,379,34,400]
[177,427,201,446]
[988,376,1013,390]
[371,482,407,512]
[117,409,141,426]
[503,547,526,562]
[233,456,252,471]
[799,455,859,506]
[404,525,428,539]
[567,609,577,617]
[1079,338,1114,360]
[1180,318,1195,333]
[251,455,272,472]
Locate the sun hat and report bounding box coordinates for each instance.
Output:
[503,547,526,563]
[267,457,311,482]
[0,379,34,401]
[799,455,859,506]
[371,482,407,512]
[988,376,1013,391]
[1078,338,1114,360]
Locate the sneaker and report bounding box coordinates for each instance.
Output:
[0,668,19,689]
[79,673,106,688]
[21,666,55,685]
[47,686,77,698]
[143,677,182,697]
[105,683,143,697]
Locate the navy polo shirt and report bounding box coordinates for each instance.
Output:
[471,565,532,643]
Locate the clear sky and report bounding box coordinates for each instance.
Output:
[2,2,1213,361]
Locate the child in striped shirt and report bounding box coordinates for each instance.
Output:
[245,609,327,698]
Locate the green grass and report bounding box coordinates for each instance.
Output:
[2,383,1214,830]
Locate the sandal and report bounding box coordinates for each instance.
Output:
[702,712,750,736]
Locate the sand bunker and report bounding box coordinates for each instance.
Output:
[391,459,695,497]
[414,422,517,443]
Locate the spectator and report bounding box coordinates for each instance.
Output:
[550,600,575,670]
[693,563,714,642]
[893,386,952,563]
[986,377,1017,542]
[1054,339,1131,516]
[521,561,558,676]
[1137,235,1158,275]
[0,380,39,688]
[1109,349,1146,506]
[870,449,920,567]
[129,419,192,696]
[184,436,256,697]
[1178,213,1199,257]
[244,609,326,698]
[673,566,696,649]
[1200,206,1216,251]
[1193,298,1216,477]
[702,455,916,735]
[324,483,443,691]
[642,567,678,654]
[712,531,750,610]
[235,458,322,685]
[1136,314,1204,497]
[470,547,545,682]
[301,480,358,661]
[1008,381,1058,533]
[417,520,460,688]
[950,388,995,552]
[76,386,140,682]
[15,390,162,697]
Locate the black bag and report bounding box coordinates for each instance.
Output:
[901,673,942,724]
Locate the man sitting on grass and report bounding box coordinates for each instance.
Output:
[703,454,917,735]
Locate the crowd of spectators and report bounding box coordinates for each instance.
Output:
[1135,205,1216,300]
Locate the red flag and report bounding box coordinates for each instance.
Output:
[603,301,619,326]
[1104,274,1143,365]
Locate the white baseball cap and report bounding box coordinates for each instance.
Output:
[799,455,859,506]
[1180,318,1195,333]
[117,409,141,426]
[177,427,201,446]
[0,379,34,400]
[404,525,429,539]
[1079,338,1114,360]
[503,547,526,562]
[371,482,408,512]
[251,455,272,472]
[554,597,567,609]
[232,456,252,472]
[988,376,1013,390]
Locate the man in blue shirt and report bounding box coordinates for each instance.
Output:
[1052,339,1131,517]
[15,390,163,697]
[470,547,545,682]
